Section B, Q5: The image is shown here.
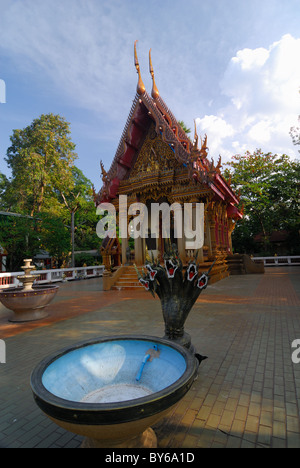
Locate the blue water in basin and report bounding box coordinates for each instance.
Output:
[42,339,187,403]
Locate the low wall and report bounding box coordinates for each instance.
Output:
[243,255,264,274]
[0,265,104,289]
[253,255,300,266]
[227,254,264,275]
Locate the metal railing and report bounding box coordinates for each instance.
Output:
[0,265,104,289]
[253,256,300,266]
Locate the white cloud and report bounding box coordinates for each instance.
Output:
[1,1,299,183]
[196,34,300,161]
[0,0,137,118]
[247,120,273,144]
[195,115,234,156]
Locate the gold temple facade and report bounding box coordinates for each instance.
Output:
[96,43,242,279]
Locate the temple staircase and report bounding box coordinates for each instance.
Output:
[110,260,228,291]
[227,254,264,275]
[226,254,246,275]
[111,266,145,291]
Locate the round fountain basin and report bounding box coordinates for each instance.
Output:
[0,285,59,322]
[31,335,199,447]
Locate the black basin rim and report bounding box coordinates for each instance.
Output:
[30,335,198,426]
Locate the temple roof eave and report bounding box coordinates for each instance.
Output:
[214,173,239,204]
[97,90,194,204]
[96,42,243,217]
[97,87,241,221]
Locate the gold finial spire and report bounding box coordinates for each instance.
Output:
[200,134,208,159]
[134,40,146,96]
[149,48,159,99]
[100,160,108,183]
[193,119,199,149]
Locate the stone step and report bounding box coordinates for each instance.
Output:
[112,282,143,290]
[111,261,227,289]
[111,266,144,290]
[113,280,142,286]
[112,285,144,290]
[120,275,141,277]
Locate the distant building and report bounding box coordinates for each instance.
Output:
[254,230,291,255]
[34,250,52,269]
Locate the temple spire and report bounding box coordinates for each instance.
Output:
[134,40,146,96]
[149,49,159,99]
[193,119,199,149]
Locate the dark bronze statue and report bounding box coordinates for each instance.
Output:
[135,243,216,353]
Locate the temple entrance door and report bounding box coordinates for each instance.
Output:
[144,201,180,264]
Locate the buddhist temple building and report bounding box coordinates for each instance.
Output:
[95,42,242,285]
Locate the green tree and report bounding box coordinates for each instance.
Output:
[0,172,8,207]
[1,115,101,269]
[290,115,300,153]
[5,113,77,216]
[0,167,99,270]
[37,213,71,267]
[0,212,71,271]
[178,120,191,135]
[224,150,300,254]
[60,167,99,266]
[70,168,99,251]
[0,214,40,271]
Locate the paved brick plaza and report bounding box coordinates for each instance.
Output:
[0,266,300,448]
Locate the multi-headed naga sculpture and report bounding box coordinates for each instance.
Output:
[135,244,216,353]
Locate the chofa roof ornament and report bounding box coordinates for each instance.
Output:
[134,40,146,96]
[149,48,159,100]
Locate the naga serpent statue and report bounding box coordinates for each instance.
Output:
[135,243,216,354]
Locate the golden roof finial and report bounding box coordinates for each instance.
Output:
[134,40,146,96]
[193,119,199,149]
[100,160,109,184]
[149,49,159,100]
[200,134,208,159]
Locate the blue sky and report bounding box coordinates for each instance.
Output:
[0,0,299,191]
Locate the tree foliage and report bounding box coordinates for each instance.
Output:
[60,166,100,263]
[0,214,39,271]
[224,150,300,255]
[290,115,300,153]
[178,120,191,135]
[289,89,300,153]
[0,114,100,270]
[5,113,77,216]
[0,172,8,206]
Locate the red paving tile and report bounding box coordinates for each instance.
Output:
[1,267,300,448]
[0,288,153,338]
[1,267,299,337]
[254,271,300,307]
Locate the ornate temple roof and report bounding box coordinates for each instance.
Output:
[96,42,242,220]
